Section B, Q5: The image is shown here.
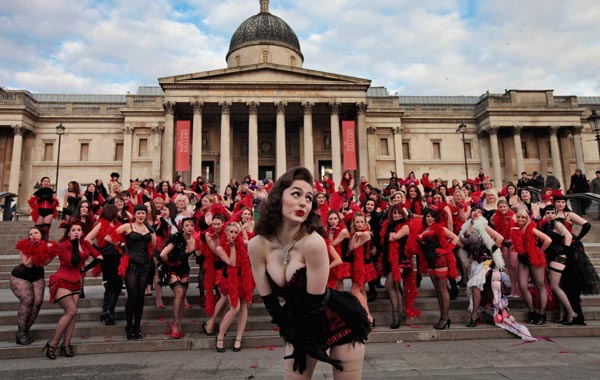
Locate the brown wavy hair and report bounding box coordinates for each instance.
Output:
[255,166,324,236]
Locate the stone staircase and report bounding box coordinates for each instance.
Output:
[0,220,599,359]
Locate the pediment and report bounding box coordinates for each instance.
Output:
[159,63,371,88]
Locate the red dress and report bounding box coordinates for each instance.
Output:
[328,226,350,280]
[49,240,100,302]
[218,234,255,308]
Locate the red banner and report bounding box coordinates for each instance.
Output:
[342,120,357,170]
[176,120,191,172]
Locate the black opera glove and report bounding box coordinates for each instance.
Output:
[81,258,102,273]
[303,290,343,372]
[574,222,591,241]
[70,238,80,268]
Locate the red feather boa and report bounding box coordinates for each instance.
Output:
[510,224,546,268]
[492,210,515,239]
[202,227,224,316]
[218,234,255,308]
[15,239,58,267]
[405,220,457,279]
[351,235,370,287]
[403,268,420,318]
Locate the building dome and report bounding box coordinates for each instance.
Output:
[226,0,303,62]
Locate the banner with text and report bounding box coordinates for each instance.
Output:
[176,120,191,172]
[342,120,357,171]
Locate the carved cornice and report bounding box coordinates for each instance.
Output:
[160,83,370,92]
[12,125,25,136]
[275,101,287,114]
[247,101,260,114]
[392,126,404,135]
[366,126,377,134]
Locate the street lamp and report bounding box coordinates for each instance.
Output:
[587,110,600,157]
[456,121,469,184]
[55,123,65,192]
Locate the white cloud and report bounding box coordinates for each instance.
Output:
[0,0,598,95]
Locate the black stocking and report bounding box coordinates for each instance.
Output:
[27,279,45,332]
[51,295,77,347]
[9,277,34,333]
[125,271,148,332]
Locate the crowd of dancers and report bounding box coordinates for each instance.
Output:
[9,167,600,364]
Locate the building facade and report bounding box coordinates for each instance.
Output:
[1,0,599,210]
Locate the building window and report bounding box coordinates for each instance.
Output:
[235,55,240,67]
[432,141,441,159]
[290,56,296,67]
[43,143,54,161]
[464,141,473,159]
[114,142,123,161]
[80,143,89,161]
[261,51,269,63]
[138,138,148,157]
[402,142,410,160]
[379,138,389,156]
[521,142,529,159]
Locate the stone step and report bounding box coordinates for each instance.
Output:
[1,320,599,360]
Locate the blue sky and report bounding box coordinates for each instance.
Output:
[1,0,599,96]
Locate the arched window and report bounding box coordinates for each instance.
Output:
[235,55,240,67]
[261,51,269,63]
[290,56,296,67]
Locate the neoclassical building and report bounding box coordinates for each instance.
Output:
[1,0,599,210]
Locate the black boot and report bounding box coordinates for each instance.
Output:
[100,292,109,324]
[79,277,86,299]
[105,291,118,326]
[449,279,459,300]
[367,281,378,302]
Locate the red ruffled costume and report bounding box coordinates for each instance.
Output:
[48,239,100,302]
[492,210,515,239]
[350,233,377,287]
[328,226,350,280]
[380,220,420,318]
[28,193,59,221]
[406,220,458,279]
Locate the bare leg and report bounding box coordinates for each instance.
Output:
[351,283,372,322]
[330,342,366,380]
[216,295,241,345]
[283,343,318,380]
[235,300,249,343]
[153,257,164,308]
[507,248,520,297]
[206,295,228,333]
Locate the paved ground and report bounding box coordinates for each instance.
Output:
[1,337,599,379]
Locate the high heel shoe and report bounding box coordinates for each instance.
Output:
[466,316,480,328]
[202,321,215,336]
[216,338,225,353]
[16,331,32,345]
[125,326,135,340]
[232,339,242,352]
[171,324,181,339]
[527,311,538,324]
[534,313,546,325]
[561,313,577,326]
[390,311,406,329]
[43,342,57,360]
[433,318,451,330]
[156,302,165,310]
[60,344,75,357]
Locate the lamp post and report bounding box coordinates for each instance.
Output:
[55,123,65,192]
[588,110,600,158]
[456,121,469,184]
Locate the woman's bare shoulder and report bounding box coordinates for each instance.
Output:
[299,231,327,249]
[248,234,269,253]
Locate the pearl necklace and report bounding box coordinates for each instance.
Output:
[276,235,298,265]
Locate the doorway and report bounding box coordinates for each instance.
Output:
[259,166,275,182]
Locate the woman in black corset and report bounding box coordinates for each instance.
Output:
[249,166,370,379]
[62,181,82,223]
[108,204,156,340]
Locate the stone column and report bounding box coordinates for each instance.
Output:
[122,126,134,187]
[151,125,163,181]
[275,101,287,178]
[162,101,175,181]
[549,125,564,186]
[477,130,491,178]
[357,102,369,181]
[8,126,24,195]
[302,102,314,172]
[219,101,232,193]
[366,126,377,184]
[572,125,585,170]
[393,126,405,179]
[191,101,204,180]
[513,125,525,176]
[488,126,502,184]
[329,102,342,185]
[247,101,259,180]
